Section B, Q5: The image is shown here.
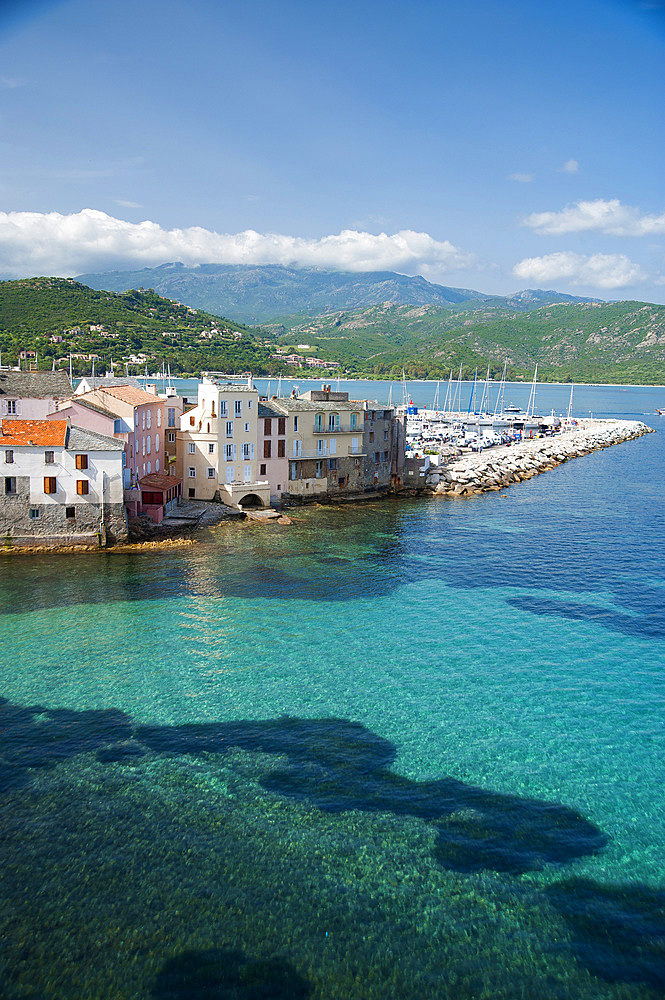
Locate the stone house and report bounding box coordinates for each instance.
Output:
[0,419,127,545]
[257,402,288,503]
[269,388,366,499]
[176,378,270,508]
[362,403,405,490]
[0,371,73,420]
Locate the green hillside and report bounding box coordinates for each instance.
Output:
[266,300,665,383]
[0,277,279,377]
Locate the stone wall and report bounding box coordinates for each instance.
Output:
[1,488,127,546]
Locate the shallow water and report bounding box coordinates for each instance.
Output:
[1,388,664,999]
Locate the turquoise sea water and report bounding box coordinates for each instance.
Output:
[1,384,664,999]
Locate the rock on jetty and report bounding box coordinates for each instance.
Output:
[429,419,654,498]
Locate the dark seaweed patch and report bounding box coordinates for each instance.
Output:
[151,949,312,999]
[507,596,665,639]
[546,878,665,990]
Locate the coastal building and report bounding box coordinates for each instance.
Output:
[362,403,405,490]
[0,418,127,545]
[269,387,366,498]
[74,375,143,395]
[176,377,270,508]
[258,401,288,503]
[0,371,72,420]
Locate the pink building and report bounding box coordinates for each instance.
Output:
[257,402,288,502]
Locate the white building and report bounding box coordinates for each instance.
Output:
[0,418,127,545]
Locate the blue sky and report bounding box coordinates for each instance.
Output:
[0,0,664,302]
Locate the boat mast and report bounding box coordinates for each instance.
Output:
[526,364,538,418]
[467,368,477,415]
[432,380,440,411]
[494,360,507,416]
[567,382,574,421]
[442,370,453,415]
[478,364,490,415]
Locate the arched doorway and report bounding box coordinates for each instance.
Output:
[238,493,264,508]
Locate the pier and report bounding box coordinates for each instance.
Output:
[427,419,654,497]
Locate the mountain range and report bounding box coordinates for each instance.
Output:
[75,262,599,324]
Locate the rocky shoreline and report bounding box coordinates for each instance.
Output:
[428,419,654,498]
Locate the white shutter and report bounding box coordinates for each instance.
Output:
[250,443,254,459]
[329,439,336,455]
[233,444,237,460]
[16,401,22,415]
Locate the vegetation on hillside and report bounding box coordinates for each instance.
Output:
[0,278,284,377]
[265,300,665,383]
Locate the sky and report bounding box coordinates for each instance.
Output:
[0,0,664,302]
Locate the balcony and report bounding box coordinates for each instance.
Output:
[312,424,360,434]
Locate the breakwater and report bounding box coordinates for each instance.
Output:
[430,419,654,497]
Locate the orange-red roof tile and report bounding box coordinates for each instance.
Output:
[0,419,68,447]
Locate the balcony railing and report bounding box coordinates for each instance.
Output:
[312,424,359,434]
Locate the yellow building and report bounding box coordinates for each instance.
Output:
[176,378,270,508]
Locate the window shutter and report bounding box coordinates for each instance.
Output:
[330,439,336,455]
[250,443,254,460]
[233,444,237,460]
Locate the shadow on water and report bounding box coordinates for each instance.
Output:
[0,697,605,875]
[151,948,312,1000]
[546,879,665,991]
[506,595,665,639]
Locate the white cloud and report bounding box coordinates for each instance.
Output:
[513,251,644,289]
[0,208,475,278]
[508,173,533,183]
[523,198,665,236]
[0,76,25,89]
[561,159,579,174]
[115,199,142,209]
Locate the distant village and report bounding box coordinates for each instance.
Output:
[0,370,409,548]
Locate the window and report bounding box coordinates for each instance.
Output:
[244,422,250,433]
[277,439,285,458]
[219,400,228,416]
[190,415,195,426]
[316,439,325,455]
[44,450,55,464]
[5,450,14,464]
[369,431,374,443]
[208,442,214,453]
[168,432,176,443]
[75,454,88,470]
[264,439,272,459]
[234,400,242,417]
[242,443,251,460]
[225,444,233,461]
[329,458,337,471]
[207,468,215,479]
[350,413,358,430]
[293,440,302,457]
[4,476,16,494]
[383,451,389,462]
[114,419,122,434]
[188,467,196,478]
[226,421,233,438]
[260,463,267,475]
[374,452,380,463]
[290,461,298,480]
[278,417,286,436]
[189,487,195,498]
[247,400,252,410]
[155,459,159,472]
[29,508,39,519]
[155,434,160,452]
[314,413,323,431]
[264,418,272,435]
[7,400,17,414]
[146,436,151,454]
[328,413,339,431]
[146,410,151,429]
[243,464,252,483]
[293,416,298,432]
[226,467,234,484]
[188,442,196,454]
[147,461,151,474]
[157,409,161,427]
[44,477,56,494]
[66,507,75,518]
[315,461,324,478]
[142,438,145,456]
[76,479,89,495]
[168,408,176,427]
[142,411,146,430]
[338,477,346,488]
